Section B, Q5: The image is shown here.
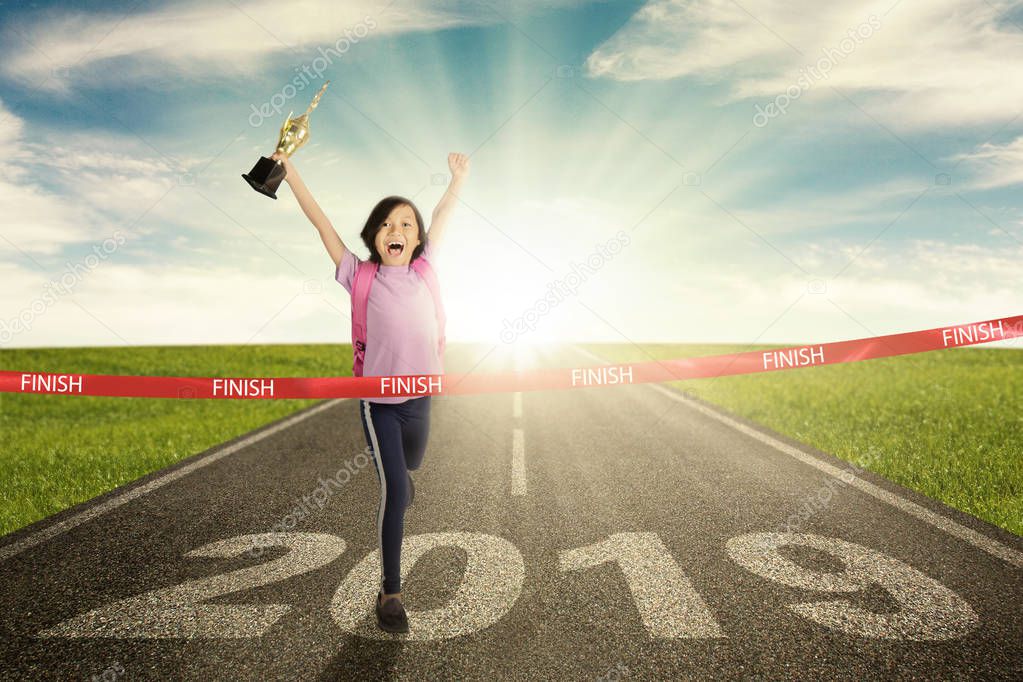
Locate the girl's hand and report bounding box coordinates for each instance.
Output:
[270,150,294,174]
[448,152,470,180]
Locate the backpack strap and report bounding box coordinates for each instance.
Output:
[351,259,378,377]
[410,256,447,372]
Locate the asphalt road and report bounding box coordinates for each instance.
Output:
[1,344,1021,681]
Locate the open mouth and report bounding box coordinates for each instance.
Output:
[386,240,405,257]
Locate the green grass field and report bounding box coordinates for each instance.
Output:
[1,343,1020,538]
[0,345,349,536]
[582,343,1023,536]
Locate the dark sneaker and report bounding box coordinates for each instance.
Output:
[376,592,409,634]
[407,472,415,506]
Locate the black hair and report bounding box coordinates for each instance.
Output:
[359,196,428,264]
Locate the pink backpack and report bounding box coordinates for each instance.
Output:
[350,255,446,377]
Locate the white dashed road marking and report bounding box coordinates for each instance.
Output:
[511,428,527,496]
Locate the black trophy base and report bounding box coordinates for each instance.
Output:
[242,156,287,199]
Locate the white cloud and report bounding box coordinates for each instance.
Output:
[0,101,106,254]
[949,135,1023,190]
[0,101,24,146]
[585,0,1023,129]
[0,258,338,347]
[2,190,1018,347]
[0,1,424,91]
[0,99,186,256]
[696,177,931,239]
[568,236,1023,345]
[0,0,588,91]
[0,176,91,256]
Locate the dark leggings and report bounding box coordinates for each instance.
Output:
[359,396,432,595]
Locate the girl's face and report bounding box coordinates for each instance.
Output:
[375,204,421,266]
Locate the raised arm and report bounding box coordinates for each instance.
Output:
[427,152,471,249]
[270,151,348,267]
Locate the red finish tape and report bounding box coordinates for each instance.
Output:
[2,315,1019,400]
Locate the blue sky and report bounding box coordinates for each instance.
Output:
[0,0,1020,349]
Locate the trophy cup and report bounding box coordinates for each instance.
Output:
[242,80,330,199]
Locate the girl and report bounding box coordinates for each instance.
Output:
[271,149,470,633]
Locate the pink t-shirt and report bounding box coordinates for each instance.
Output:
[335,241,442,404]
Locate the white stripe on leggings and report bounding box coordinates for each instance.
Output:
[362,400,387,591]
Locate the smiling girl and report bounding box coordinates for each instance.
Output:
[272,149,469,633]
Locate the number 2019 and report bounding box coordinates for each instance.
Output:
[39,531,978,642]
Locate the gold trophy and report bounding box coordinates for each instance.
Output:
[243,80,330,199]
